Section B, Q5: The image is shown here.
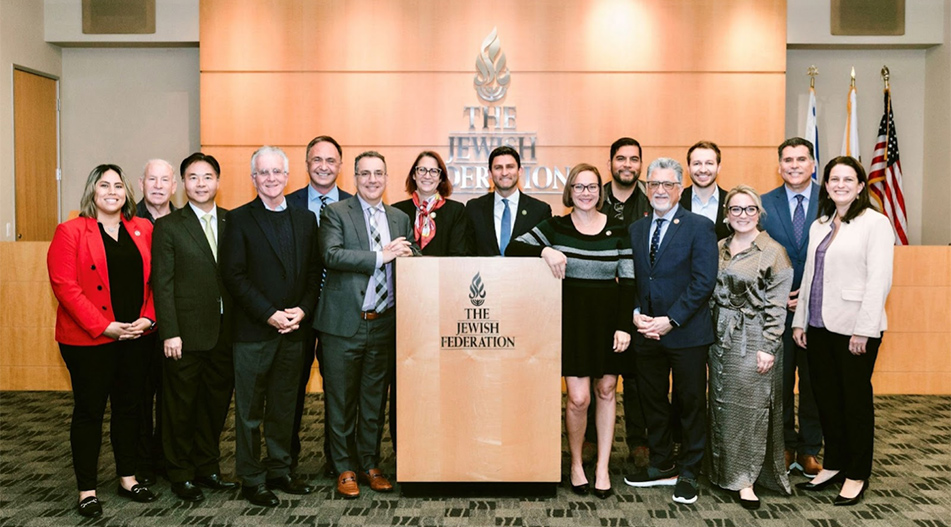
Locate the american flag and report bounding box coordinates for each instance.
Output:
[869,89,908,245]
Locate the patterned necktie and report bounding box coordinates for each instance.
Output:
[499,198,512,255]
[792,194,806,245]
[367,206,388,313]
[650,218,666,266]
[202,213,217,261]
[317,195,329,225]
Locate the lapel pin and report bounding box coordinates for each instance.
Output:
[521,210,526,216]
[430,212,436,219]
[673,219,680,225]
[134,230,141,236]
[606,230,612,236]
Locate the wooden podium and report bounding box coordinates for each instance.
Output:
[395,257,561,495]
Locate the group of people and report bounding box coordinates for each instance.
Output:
[46,133,893,518]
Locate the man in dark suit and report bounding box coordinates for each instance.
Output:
[681,141,731,241]
[464,145,552,256]
[285,135,353,478]
[622,158,717,505]
[315,151,419,499]
[134,158,177,485]
[219,146,322,507]
[761,137,824,478]
[152,153,238,502]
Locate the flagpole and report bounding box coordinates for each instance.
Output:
[882,66,891,163]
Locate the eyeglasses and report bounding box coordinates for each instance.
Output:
[728,206,760,216]
[308,157,338,167]
[646,181,680,191]
[356,170,386,179]
[254,168,286,177]
[571,183,600,194]
[415,166,442,177]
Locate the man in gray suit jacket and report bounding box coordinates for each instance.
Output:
[152,153,238,502]
[761,137,824,478]
[315,151,419,499]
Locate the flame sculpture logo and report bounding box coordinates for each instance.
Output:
[473,27,511,103]
[469,272,487,306]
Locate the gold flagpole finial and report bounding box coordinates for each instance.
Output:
[850,66,856,87]
[807,65,819,88]
[881,65,890,91]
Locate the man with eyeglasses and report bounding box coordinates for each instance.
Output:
[682,141,731,241]
[761,137,824,479]
[286,136,354,479]
[464,145,552,256]
[219,146,322,506]
[315,151,419,499]
[623,158,717,505]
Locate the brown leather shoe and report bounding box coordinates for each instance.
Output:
[358,468,394,492]
[784,449,796,473]
[336,471,359,499]
[629,446,650,469]
[797,454,823,478]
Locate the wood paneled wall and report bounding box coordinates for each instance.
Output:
[4,242,948,394]
[199,0,789,211]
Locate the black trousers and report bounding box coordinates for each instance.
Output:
[161,330,234,483]
[782,313,823,455]
[60,339,147,491]
[634,339,708,479]
[291,327,333,471]
[137,334,164,474]
[806,326,880,480]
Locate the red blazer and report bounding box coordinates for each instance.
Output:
[47,216,156,346]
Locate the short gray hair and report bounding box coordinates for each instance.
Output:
[141,159,175,178]
[250,146,289,175]
[646,157,683,183]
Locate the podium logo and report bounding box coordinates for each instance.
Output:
[469,272,486,306]
[474,27,510,103]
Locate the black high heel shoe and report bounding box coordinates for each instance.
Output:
[834,480,868,506]
[795,471,845,492]
[568,473,589,496]
[592,486,613,499]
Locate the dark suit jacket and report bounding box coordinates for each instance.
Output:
[219,197,322,343]
[463,191,552,256]
[761,183,820,290]
[629,206,718,349]
[681,185,731,241]
[392,198,467,256]
[152,205,232,351]
[286,184,353,221]
[314,197,420,338]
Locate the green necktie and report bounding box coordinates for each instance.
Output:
[203,213,217,260]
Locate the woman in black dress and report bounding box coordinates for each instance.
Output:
[392,151,467,256]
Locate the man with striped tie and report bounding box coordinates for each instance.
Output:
[315,151,419,499]
[286,136,353,478]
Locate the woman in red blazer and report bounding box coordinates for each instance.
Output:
[47,164,159,518]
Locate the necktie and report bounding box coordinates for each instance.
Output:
[317,195,329,225]
[499,198,512,255]
[202,213,217,260]
[367,206,388,313]
[792,194,806,245]
[650,218,666,266]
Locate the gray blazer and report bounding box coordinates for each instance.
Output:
[314,197,419,338]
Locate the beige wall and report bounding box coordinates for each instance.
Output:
[0,0,62,242]
[45,0,198,45]
[922,0,951,245]
[60,47,200,214]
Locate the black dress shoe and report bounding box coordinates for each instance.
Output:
[568,474,589,496]
[171,481,205,502]
[117,483,158,503]
[266,474,314,495]
[592,486,613,500]
[77,496,102,518]
[796,471,846,492]
[834,480,868,506]
[195,473,239,491]
[136,471,156,487]
[241,483,279,507]
[738,493,761,510]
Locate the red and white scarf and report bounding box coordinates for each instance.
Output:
[412,192,446,250]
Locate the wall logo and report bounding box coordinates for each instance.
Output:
[468,272,486,306]
[474,28,510,103]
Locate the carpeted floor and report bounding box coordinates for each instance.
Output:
[0,392,948,526]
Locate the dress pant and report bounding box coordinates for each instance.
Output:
[162,328,234,483]
[782,313,823,455]
[137,334,164,474]
[233,335,304,486]
[805,326,880,480]
[621,373,648,448]
[321,310,395,474]
[634,339,708,479]
[60,338,147,491]
[291,327,336,471]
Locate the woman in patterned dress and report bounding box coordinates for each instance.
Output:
[506,163,634,499]
[707,185,793,509]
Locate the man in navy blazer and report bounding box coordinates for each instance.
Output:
[761,137,824,477]
[285,135,353,478]
[622,158,717,505]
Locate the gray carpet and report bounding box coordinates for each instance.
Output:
[0,392,948,526]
